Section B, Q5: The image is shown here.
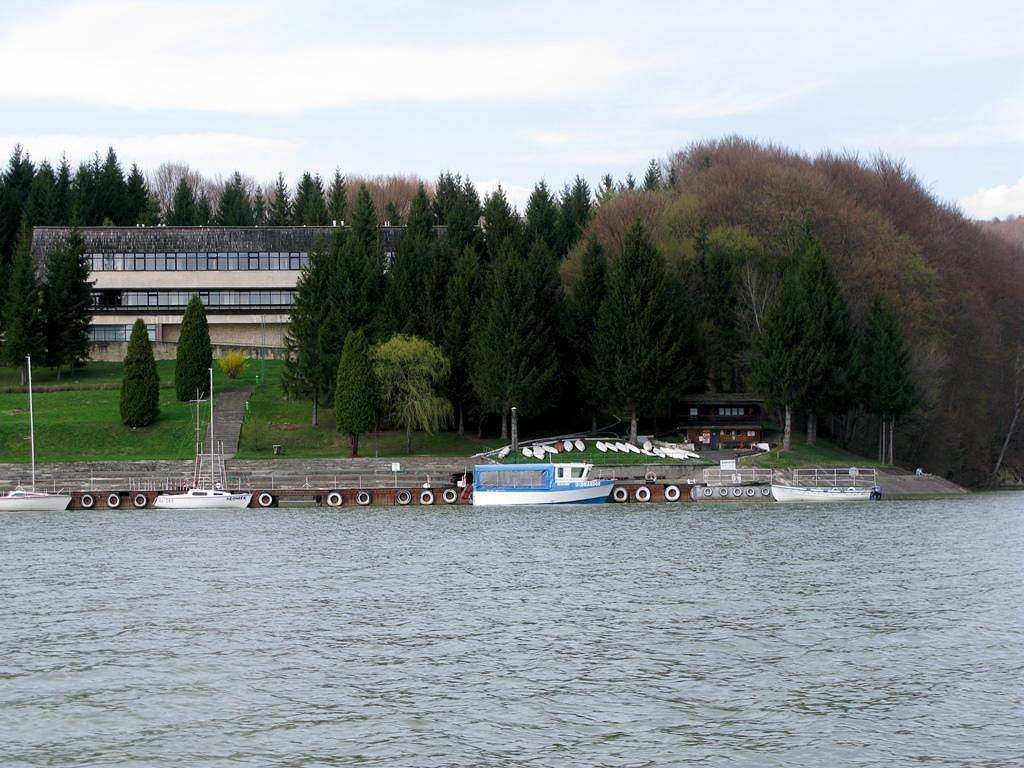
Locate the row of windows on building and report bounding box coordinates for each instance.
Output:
[87,252,311,272]
[88,324,157,342]
[91,289,296,309]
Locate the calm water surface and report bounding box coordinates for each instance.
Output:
[1,494,1022,766]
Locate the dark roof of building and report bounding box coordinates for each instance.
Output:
[678,392,766,405]
[30,225,444,258]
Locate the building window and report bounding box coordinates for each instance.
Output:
[88,324,156,342]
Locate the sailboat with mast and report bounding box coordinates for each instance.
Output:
[0,355,72,512]
[154,368,252,510]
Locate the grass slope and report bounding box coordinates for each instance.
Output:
[742,439,881,469]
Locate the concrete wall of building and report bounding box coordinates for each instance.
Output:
[90,271,302,289]
[89,339,288,362]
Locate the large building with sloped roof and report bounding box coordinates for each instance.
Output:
[31,225,409,358]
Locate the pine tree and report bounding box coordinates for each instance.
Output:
[69,156,100,226]
[252,188,267,225]
[120,319,160,427]
[52,157,72,225]
[2,221,45,384]
[42,230,92,376]
[384,200,401,226]
[194,193,213,225]
[124,164,153,225]
[175,295,212,401]
[750,265,807,451]
[793,227,858,445]
[385,205,432,336]
[167,177,196,226]
[862,296,916,464]
[25,161,57,226]
[433,174,481,254]
[471,240,560,439]
[0,145,35,260]
[293,172,328,225]
[442,245,479,434]
[568,237,606,430]
[97,147,127,224]
[267,173,291,225]
[643,159,664,190]
[327,169,347,224]
[593,219,702,443]
[596,173,616,205]
[283,238,336,425]
[481,186,521,260]
[334,329,377,457]
[556,175,592,258]
[215,172,254,225]
[334,188,384,342]
[524,180,558,252]
[697,226,747,392]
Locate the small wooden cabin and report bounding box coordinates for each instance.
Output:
[678,393,765,450]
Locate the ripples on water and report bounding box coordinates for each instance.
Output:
[1,494,1022,766]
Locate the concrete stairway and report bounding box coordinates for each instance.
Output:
[203,388,252,458]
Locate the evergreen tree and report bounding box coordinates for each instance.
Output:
[52,157,72,225]
[334,329,377,457]
[283,238,336,425]
[293,172,328,225]
[524,180,559,252]
[334,187,385,343]
[252,188,267,225]
[194,193,213,225]
[593,219,702,443]
[215,172,254,225]
[267,173,291,225]
[556,175,592,258]
[442,245,480,434]
[481,186,521,260]
[385,195,433,336]
[2,221,45,384]
[69,156,100,226]
[97,147,127,224]
[406,184,433,240]
[792,228,858,445]
[596,173,616,205]
[120,319,159,427]
[471,240,560,439]
[174,295,212,401]
[433,174,481,254]
[568,237,606,430]
[42,230,92,376]
[862,295,916,464]
[697,225,747,392]
[167,177,196,226]
[750,265,807,451]
[643,159,663,190]
[0,145,35,260]
[327,169,347,223]
[124,164,153,225]
[25,161,56,226]
[384,200,401,226]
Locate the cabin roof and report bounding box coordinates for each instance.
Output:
[678,392,765,405]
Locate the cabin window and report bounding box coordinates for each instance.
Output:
[571,466,585,478]
[476,470,547,488]
[193,491,207,496]
[689,407,698,416]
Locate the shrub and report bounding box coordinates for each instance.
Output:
[218,351,248,379]
[120,319,160,427]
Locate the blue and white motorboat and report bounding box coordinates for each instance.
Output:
[472,463,614,506]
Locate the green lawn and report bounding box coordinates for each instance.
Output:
[741,439,880,469]
[0,357,273,462]
[236,367,503,458]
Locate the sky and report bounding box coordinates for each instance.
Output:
[0,0,1022,218]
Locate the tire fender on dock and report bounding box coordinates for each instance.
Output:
[396,489,412,505]
[419,490,435,505]
[442,488,458,504]
[106,493,121,509]
[257,492,274,508]
[635,486,652,503]
[356,491,371,506]
[612,486,629,503]
[80,493,95,509]
[132,493,147,508]
[664,485,681,502]
[326,491,343,507]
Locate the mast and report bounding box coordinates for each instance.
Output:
[27,355,35,491]
[209,367,214,488]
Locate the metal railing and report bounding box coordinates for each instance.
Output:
[789,467,878,488]
[702,467,773,486]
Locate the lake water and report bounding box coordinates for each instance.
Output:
[2,494,1022,766]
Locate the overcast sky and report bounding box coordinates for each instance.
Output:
[1,0,1021,217]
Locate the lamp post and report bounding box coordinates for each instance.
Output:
[510,406,518,451]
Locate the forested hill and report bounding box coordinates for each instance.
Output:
[980,216,1024,249]
[570,138,1024,484]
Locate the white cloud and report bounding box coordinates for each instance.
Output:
[0,132,300,180]
[850,96,1024,151]
[960,177,1024,219]
[475,179,534,213]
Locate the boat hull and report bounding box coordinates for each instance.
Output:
[153,493,252,509]
[771,484,874,503]
[0,494,72,512]
[473,482,613,506]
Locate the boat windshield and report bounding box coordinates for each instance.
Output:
[476,469,549,489]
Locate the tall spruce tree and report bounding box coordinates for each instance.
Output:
[385,187,433,336]
[327,169,347,224]
[862,295,916,464]
[175,295,212,401]
[442,245,480,434]
[792,227,858,445]
[568,238,607,432]
[283,238,336,425]
[524,181,559,253]
[120,319,160,427]
[334,329,377,457]
[0,145,35,260]
[167,177,197,226]
[96,147,127,224]
[42,230,92,376]
[124,164,153,225]
[593,219,702,443]
[25,161,57,226]
[293,172,328,225]
[69,156,100,226]
[471,240,560,439]
[481,186,521,261]
[194,193,213,225]
[3,221,45,384]
[252,188,267,225]
[556,176,592,258]
[334,187,385,343]
[53,157,72,225]
[696,225,744,392]
[643,159,664,190]
[267,173,291,225]
[215,172,254,225]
